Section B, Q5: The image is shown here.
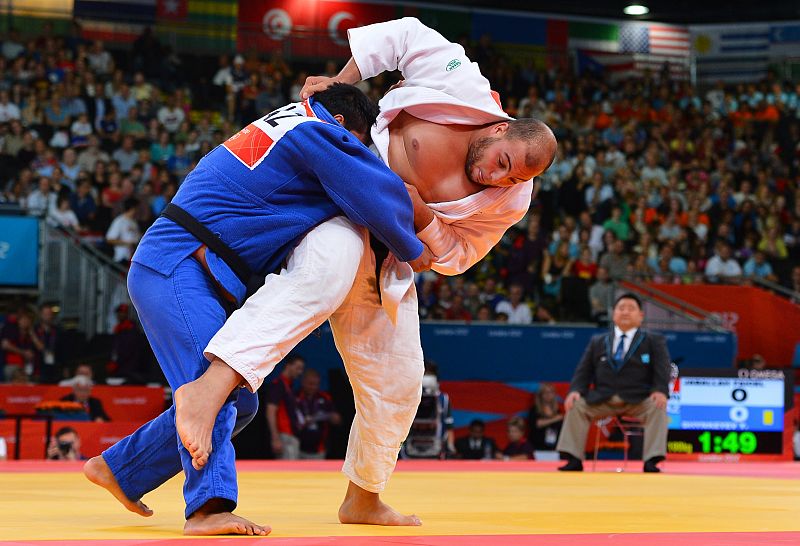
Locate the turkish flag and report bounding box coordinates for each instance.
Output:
[238,1,395,58]
[315,1,395,56]
[157,0,187,20]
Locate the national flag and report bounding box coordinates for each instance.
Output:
[568,21,620,53]
[577,50,688,82]
[238,0,395,59]
[471,12,546,46]
[769,23,800,56]
[75,0,155,43]
[399,6,471,42]
[619,23,690,57]
[157,0,236,54]
[157,0,187,20]
[649,25,690,56]
[692,25,769,82]
[74,0,156,24]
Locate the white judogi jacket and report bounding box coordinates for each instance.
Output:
[351,17,533,274]
[349,18,534,317]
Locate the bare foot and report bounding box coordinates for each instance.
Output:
[184,499,270,536]
[83,456,154,517]
[338,481,421,526]
[174,381,216,470]
[174,359,244,470]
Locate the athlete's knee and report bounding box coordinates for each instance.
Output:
[387,360,424,416]
[305,217,365,300]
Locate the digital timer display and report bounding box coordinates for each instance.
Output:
[666,370,790,456]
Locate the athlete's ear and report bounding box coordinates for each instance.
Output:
[333,113,346,127]
[490,122,509,136]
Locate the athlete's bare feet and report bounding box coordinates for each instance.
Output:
[184,498,270,536]
[174,358,244,470]
[338,481,421,526]
[83,455,154,517]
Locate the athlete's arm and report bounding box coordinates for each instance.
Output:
[303,17,496,110]
[284,123,424,262]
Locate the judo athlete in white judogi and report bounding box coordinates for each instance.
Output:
[163,18,555,528]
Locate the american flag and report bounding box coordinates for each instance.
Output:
[620,24,690,57]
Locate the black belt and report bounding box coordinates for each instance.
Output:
[370,235,389,305]
[161,203,265,302]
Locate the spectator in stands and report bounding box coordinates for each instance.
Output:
[557,293,670,473]
[112,135,138,174]
[495,284,531,325]
[748,353,767,370]
[266,354,305,460]
[589,266,614,324]
[705,241,743,283]
[743,250,777,283]
[1,307,42,382]
[105,197,141,264]
[296,369,340,459]
[47,426,85,461]
[25,176,56,216]
[790,266,800,303]
[599,237,631,280]
[59,363,94,387]
[34,302,62,384]
[108,302,148,384]
[497,416,534,460]
[48,194,80,229]
[0,90,21,123]
[526,383,563,452]
[455,419,497,460]
[61,375,109,422]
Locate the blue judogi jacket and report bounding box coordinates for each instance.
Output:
[132,99,423,304]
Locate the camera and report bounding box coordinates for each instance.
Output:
[58,440,73,455]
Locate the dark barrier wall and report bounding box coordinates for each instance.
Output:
[295,323,736,384]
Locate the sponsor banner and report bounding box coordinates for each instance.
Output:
[0,216,38,287]
[0,385,164,422]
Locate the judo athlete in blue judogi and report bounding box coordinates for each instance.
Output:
[84,84,425,536]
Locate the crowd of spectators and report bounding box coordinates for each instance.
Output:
[1,23,800,338]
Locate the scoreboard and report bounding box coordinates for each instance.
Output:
[666,368,794,460]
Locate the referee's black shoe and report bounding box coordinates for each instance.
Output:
[557,453,583,471]
[643,456,665,473]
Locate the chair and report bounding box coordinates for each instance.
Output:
[591,415,644,472]
[591,361,679,472]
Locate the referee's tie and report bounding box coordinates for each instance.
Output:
[614,333,627,363]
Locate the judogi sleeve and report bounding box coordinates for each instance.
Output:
[348,17,499,110]
[284,123,423,262]
[418,183,533,275]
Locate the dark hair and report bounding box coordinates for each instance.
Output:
[469,419,485,429]
[313,83,379,137]
[55,426,77,438]
[284,352,304,365]
[506,118,556,169]
[424,360,439,378]
[613,293,642,310]
[123,197,139,212]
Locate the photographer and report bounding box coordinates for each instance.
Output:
[47,426,85,461]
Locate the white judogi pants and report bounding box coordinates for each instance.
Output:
[205,216,424,493]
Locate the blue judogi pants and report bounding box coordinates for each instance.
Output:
[102,258,258,518]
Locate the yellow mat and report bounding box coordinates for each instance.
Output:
[0,469,798,540]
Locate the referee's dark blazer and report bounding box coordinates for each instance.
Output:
[568,329,671,405]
